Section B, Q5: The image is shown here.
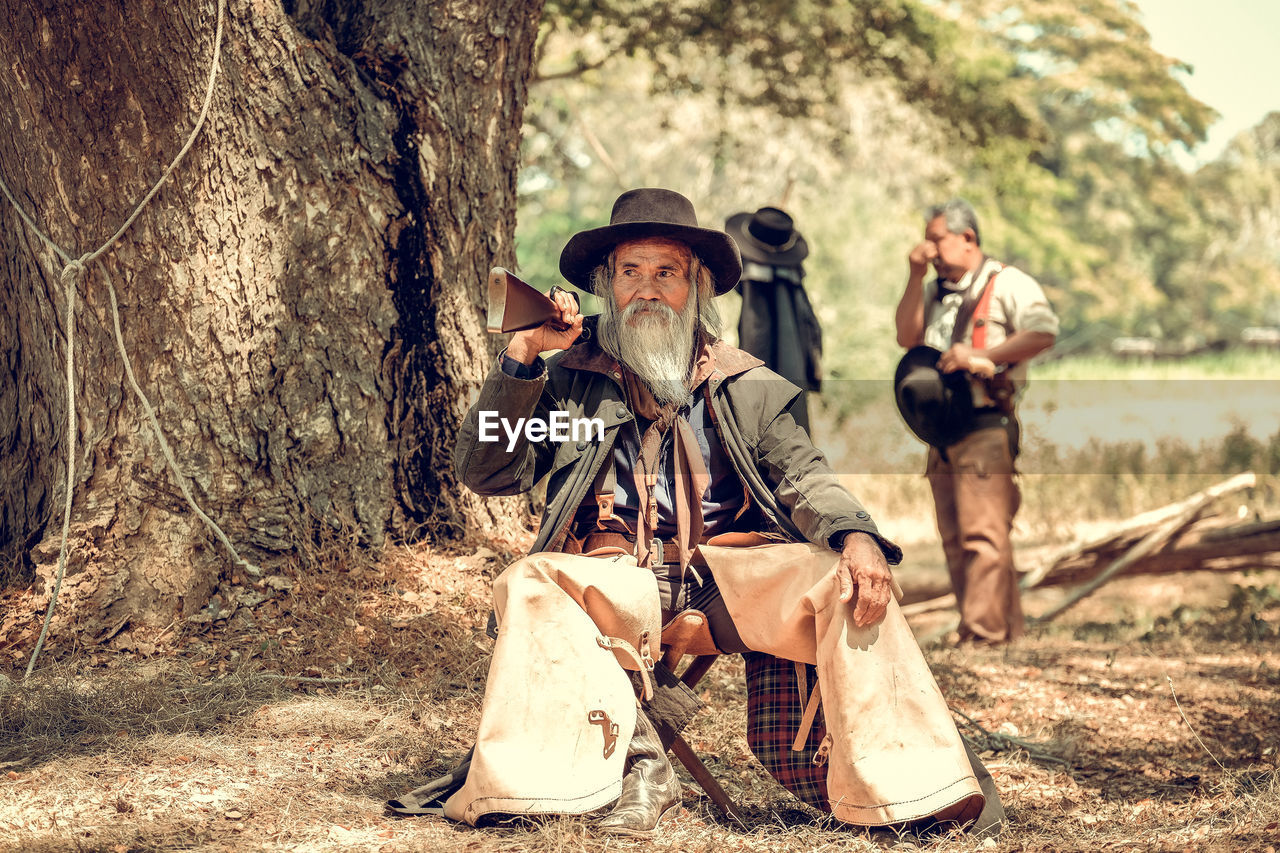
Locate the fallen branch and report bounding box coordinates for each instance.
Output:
[901,594,956,618]
[901,472,1270,624]
[252,673,367,685]
[915,616,959,646]
[1023,471,1257,592]
[1030,475,1251,623]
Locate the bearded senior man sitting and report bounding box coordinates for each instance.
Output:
[411,188,1001,837]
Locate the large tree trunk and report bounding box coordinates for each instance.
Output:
[0,0,541,642]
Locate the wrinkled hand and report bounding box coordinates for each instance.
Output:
[507,288,584,364]
[837,532,894,627]
[908,240,937,277]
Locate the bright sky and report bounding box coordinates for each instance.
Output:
[1134,0,1280,164]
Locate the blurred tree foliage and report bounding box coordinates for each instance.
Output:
[538,0,1041,142]
[1191,113,1280,334]
[517,0,1280,389]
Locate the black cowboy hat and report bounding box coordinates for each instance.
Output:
[724,206,809,266]
[559,188,742,295]
[893,345,976,448]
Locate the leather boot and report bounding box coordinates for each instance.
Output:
[596,708,682,837]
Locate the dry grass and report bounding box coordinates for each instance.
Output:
[0,663,286,767]
[3,536,1279,852]
[5,404,1280,851]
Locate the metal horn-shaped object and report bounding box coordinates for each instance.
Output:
[486,267,570,333]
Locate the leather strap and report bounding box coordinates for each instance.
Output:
[582,531,707,566]
[792,675,823,753]
[591,455,617,526]
[595,634,654,702]
[970,267,1000,350]
[945,257,1002,348]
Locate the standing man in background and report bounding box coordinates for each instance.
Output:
[894,199,1058,643]
[726,206,823,432]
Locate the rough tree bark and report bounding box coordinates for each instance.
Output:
[0,0,542,642]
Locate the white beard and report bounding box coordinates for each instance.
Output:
[598,293,699,406]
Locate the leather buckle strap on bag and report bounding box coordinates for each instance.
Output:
[592,455,618,526]
[596,632,655,701]
[581,531,708,568]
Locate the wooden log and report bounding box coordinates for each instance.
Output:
[902,533,1280,618]
[1020,472,1257,590]
[1030,476,1240,623]
[901,472,1274,620]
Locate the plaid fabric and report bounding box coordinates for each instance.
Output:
[744,651,830,812]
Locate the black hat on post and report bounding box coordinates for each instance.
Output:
[724,206,809,266]
[559,188,743,295]
[893,346,976,448]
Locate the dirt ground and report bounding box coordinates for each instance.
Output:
[2,534,1278,853]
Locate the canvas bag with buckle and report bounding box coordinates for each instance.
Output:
[442,552,661,825]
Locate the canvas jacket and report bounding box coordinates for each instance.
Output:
[452,325,901,564]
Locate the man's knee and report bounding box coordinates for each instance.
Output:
[494,552,557,599]
[496,551,558,582]
[491,553,593,628]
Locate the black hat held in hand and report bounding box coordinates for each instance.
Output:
[894,345,976,448]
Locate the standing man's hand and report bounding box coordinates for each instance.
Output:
[897,241,937,348]
[506,288,584,365]
[908,240,937,279]
[938,342,997,378]
[836,531,894,627]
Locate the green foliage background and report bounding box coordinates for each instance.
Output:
[516,0,1280,391]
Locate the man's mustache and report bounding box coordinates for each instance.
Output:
[622,301,678,323]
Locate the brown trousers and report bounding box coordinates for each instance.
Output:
[926,425,1025,642]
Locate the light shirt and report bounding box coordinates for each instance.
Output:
[922,257,1059,406]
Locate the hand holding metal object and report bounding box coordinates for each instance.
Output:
[486,267,574,333]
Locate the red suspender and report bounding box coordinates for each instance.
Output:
[970,267,1000,350]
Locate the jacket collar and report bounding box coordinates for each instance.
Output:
[708,338,763,378]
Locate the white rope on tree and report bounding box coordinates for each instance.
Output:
[0,0,256,679]
[0,0,228,274]
[23,266,81,681]
[103,261,259,579]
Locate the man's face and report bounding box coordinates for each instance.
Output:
[596,236,701,404]
[611,237,693,317]
[924,215,978,283]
